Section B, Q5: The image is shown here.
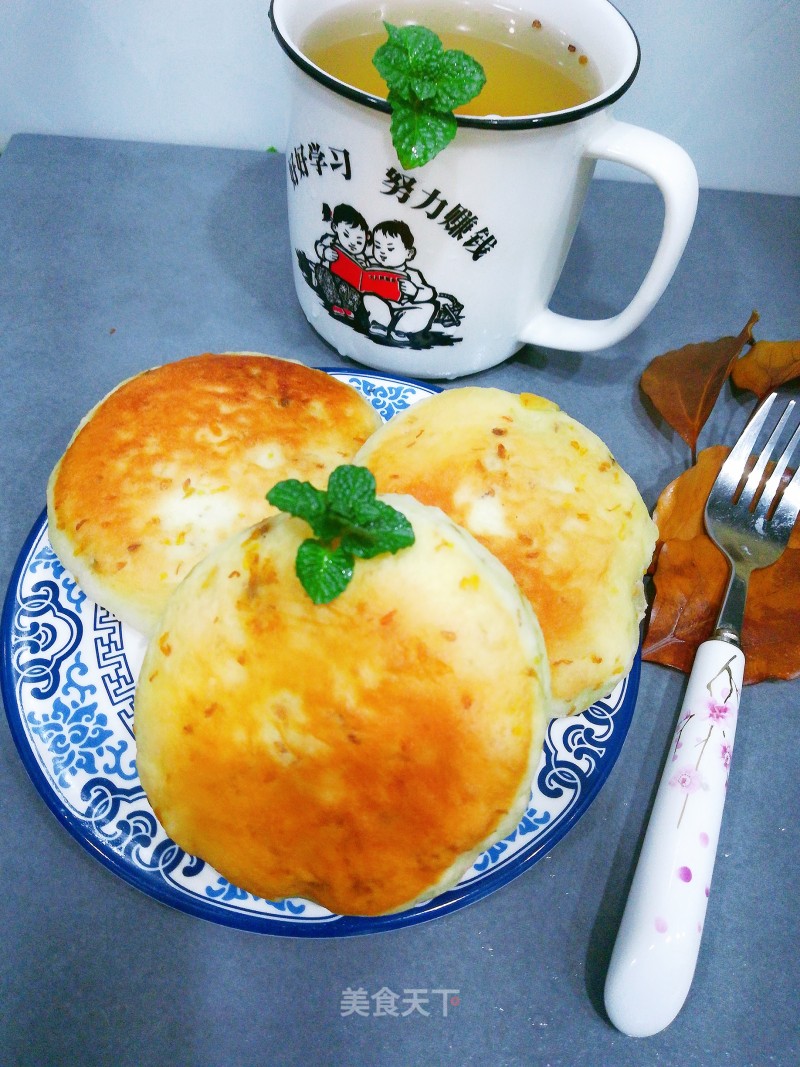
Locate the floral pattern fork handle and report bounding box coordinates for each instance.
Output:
[604,639,743,1037]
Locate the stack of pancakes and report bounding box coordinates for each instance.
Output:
[47,353,656,916]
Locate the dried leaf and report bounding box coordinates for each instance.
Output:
[644,538,728,672]
[647,446,728,572]
[641,311,759,458]
[731,338,800,399]
[643,445,800,684]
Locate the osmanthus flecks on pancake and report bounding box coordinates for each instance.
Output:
[46,353,381,635]
[355,388,658,716]
[133,494,551,917]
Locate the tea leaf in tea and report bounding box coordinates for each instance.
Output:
[373,22,486,169]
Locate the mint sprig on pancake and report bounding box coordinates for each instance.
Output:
[267,465,415,603]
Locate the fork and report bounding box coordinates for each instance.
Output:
[604,392,800,1038]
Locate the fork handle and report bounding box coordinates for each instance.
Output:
[604,639,744,1037]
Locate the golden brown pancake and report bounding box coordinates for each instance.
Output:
[134,496,550,916]
[46,353,381,634]
[355,388,657,716]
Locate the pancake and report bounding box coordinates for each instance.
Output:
[134,495,550,916]
[355,388,657,716]
[46,353,381,635]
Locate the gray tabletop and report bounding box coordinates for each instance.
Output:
[1,133,798,1067]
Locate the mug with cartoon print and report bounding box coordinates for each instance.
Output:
[271,0,698,380]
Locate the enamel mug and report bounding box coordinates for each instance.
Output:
[270,0,699,379]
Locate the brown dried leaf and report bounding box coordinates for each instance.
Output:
[643,445,800,684]
[649,446,728,563]
[643,538,728,673]
[641,311,759,456]
[731,338,800,399]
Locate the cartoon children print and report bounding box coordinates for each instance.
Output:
[363,221,436,343]
[296,203,463,349]
[314,203,369,269]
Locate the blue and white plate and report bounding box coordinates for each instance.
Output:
[1,370,639,935]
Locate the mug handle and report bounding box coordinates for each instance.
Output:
[520,120,699,351]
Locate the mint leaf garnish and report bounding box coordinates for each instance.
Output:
[388,97,457,171]
[295,541,354,604]
[374,24,442,102]
[266,464,415,603]
[373,23,486,169]
[326,464,379,519]
[265,479,333,537]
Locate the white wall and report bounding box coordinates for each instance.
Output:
[0,0,798,194]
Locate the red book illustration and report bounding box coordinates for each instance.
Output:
[329,250,402,301]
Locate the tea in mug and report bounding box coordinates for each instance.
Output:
[301,0,601,117]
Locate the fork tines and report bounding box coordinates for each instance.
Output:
[723,392,800,531]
